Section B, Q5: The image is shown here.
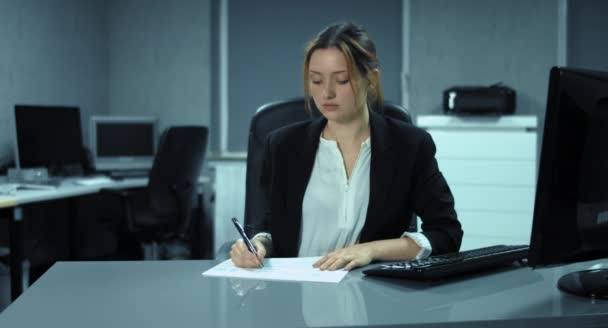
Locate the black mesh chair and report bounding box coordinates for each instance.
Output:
[243,98,415,236]
[110,126,208,260]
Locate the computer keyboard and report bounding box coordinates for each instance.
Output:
[363,244,529,280]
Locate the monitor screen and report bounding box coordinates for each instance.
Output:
[89,116,158,172]
[529,66,608,298]
[14,105,84,175]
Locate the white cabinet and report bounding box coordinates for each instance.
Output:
[209,160,247,257]
[417,115,538,250]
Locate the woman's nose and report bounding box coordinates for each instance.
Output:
[323,83,336,99]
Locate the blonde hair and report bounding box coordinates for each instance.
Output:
[303,22,383,113]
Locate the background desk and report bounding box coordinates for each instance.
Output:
[0,259,607,327]
[0,176,209,301]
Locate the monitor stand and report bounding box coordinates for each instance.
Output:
[557,268,608,299]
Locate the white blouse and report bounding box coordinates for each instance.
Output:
[298,136,432,258]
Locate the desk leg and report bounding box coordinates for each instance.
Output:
[192,193,204,259]
[67,198,78,260]
[8,207,24,301]
[199,192,213,259]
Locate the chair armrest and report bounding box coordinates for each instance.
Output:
[217,240,236,260]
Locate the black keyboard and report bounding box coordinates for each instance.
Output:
[363,244,529,280]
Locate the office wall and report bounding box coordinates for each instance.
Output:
[224,0,403,152]
[0,0,107,169]
[409,0,558,117]
[107,0,212,135]
[568,0,608,72]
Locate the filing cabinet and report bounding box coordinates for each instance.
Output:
[417,115,538,250]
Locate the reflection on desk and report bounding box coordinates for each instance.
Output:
[302,279,368,326]
[228,277,370,327]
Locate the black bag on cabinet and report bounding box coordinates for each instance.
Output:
[443,84,516,115]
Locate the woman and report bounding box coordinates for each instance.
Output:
[231,22,462,271]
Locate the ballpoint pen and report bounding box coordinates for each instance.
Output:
[231,217,264,268]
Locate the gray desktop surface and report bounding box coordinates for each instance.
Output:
[0,260,607,328]
[0,176,210,207]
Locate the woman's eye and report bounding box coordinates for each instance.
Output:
[311,80,322,85]
[337,79,349,85]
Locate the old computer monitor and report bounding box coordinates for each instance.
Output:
[89,116,158,173]
[528,66,608,298]
[14,105,85,176]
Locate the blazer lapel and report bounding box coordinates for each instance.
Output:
[361,110,397,242]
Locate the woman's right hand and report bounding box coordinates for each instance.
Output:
[230,238,267,268]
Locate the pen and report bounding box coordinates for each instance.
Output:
[231,217,264,268]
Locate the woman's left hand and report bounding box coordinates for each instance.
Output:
[313,244,374,271]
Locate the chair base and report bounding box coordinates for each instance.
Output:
[0,258,31,299]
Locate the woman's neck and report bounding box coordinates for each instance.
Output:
[323,106,370,145]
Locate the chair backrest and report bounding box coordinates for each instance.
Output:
[244,98,413,233]
[147,126,208,237]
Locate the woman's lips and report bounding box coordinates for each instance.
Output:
[323,103,339,110]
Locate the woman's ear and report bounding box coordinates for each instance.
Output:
[367,69,381,93]
[367,69,380,87]
[372,68,380,81]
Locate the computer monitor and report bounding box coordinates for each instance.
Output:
[14,105,85,176]
[528,66,608,298]
[89,116,158,172]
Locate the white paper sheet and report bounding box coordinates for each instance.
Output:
[202,257,349,283]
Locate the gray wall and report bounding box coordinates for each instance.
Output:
[409,0,558,117]
[107,0,212,135]
[225,0,403,152]
[0,0,212,169]
[0,0,107,168]
[1,0,608,163]
[568,0,608,71]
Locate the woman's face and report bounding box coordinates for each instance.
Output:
[308,47,365,123]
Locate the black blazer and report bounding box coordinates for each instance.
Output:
[255,109,463,257]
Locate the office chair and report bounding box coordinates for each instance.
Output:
[110,126,208,260]
[243,98,416,240]
[0,247,8,267]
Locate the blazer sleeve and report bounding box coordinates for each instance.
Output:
[245,134,273,237]
[413,132,463,255]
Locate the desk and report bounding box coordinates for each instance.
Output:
[0,260,606,327]
[0,177,208,301]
